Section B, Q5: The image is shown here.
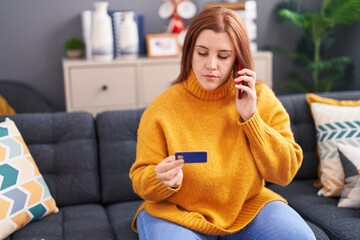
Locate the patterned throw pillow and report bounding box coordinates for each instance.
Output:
[337,143,360,209]
[0,118,58,239]
[306,94,360,197]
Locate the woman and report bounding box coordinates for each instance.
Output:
[130,7,315,240]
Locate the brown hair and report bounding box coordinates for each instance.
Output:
[173,7,253,84]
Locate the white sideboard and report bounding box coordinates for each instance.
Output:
[63,51,272,115]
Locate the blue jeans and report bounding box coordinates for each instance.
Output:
[136,201,316,240]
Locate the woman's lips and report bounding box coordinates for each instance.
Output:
[203,74,218,81]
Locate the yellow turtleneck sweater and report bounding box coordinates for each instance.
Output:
[129,71,303,235]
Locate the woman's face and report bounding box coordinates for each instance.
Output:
[191,29,236,90]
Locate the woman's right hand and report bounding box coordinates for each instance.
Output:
[155,156,184,188]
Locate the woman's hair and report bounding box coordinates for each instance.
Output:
[173,7,253,84]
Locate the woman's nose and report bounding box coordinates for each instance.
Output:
[206,57,217,70]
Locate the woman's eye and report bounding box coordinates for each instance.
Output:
[198,51,207,56]
[218,55,229,60]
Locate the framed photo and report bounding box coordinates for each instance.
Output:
[146,33,181,58]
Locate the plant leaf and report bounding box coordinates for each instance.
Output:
[322,0,360,26]
[274,0,304,23]
[278,9,310,30]
[308,57,352,72]
[269,0,358,93]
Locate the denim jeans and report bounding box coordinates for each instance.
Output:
[136,201,316,240]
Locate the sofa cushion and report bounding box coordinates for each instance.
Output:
[306,95,360,196]
[106,200,142,240]
[305,221,330,240]
[306,93,360,106]
[310,103,360,196]
[278,94,319,180]
[9,204,114,240]
[0,118,58,239]
[337,144,360,208]
[0,112,101,207]
[96,109,144,204]
[268,180,360,240]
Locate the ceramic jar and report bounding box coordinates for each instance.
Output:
[120,11,139,58]
[91,2,113,61]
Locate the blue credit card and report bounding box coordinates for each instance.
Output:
[175,151,207,163]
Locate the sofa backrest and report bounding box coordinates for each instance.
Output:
[0,79,56,113]
[0,112,101,207]
[95,90,360,202]
[96,109,144,204]
[278,90,360,180]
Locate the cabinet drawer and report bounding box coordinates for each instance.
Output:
[253,52,272,87]
[141,62,180,105]
[69,66,136,108]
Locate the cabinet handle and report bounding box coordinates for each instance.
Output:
[101,85,108,91]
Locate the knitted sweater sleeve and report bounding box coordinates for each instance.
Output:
[240,84,303,186]
[129,106,179,202]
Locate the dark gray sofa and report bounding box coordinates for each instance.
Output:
[0,79,56,113]
[2,90,360,240]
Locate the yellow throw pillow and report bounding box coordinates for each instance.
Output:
[0,118,58,239]
[0,96,15,115]
[306,93,360,106]
[306,93,360,197]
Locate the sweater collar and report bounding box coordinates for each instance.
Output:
[182,70,235,101]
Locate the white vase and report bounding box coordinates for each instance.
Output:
[81,10,92,60]
[120,11,139,58]
[91,2,113,61]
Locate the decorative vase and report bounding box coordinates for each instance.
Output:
[91,2,113,61]
[81,10,92,59]
[120,11,139,58]
[245,0,257,52]
[112,11,123,58]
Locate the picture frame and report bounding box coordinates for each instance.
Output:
[146,33,181,58]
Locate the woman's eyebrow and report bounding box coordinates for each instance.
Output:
[195,45,233,53]
[195,45,209,50]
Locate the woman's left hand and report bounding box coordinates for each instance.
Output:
[234,68,257,121]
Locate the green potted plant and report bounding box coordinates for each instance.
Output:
[265,0,360,92]
[64,36,85,59]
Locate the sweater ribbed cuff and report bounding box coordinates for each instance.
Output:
[147,165,180,200]
[239,111,267,145]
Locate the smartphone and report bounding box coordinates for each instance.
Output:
[234,62,243,99]
[175,151,207,163]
